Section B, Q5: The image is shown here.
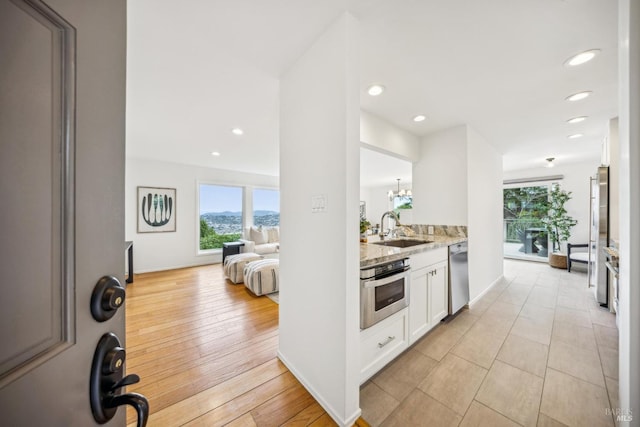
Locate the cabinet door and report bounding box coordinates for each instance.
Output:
[429,263,448,324]
[409,268,429,344]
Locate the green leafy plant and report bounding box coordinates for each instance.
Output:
[360,219,371,234]
[199,219,241,250]
[541,184,577,253]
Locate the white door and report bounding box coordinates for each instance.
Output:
[0,0,144,425]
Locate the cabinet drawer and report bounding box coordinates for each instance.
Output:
[410,247,448,271]
[360,308,408,383]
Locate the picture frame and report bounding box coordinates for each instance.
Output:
[137,186,176,233]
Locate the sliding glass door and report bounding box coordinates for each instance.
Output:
[503,184,550,261]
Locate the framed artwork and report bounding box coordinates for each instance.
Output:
[137,186,176,233]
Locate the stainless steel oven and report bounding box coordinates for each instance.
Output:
[360,258,410,329]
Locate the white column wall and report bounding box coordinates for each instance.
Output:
[413,124,503,302]
[618,0,640,420]
[412,125,468,225]
[278,13,360,426]
[467,127,504,300]
[608,118,620,242]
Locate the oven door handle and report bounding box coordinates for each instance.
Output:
[362,270,410,289]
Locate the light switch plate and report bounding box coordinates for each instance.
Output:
[311,194,327,213]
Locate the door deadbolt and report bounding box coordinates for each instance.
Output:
[91,275,126,322]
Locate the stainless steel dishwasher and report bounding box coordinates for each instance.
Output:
[449,241,469,315]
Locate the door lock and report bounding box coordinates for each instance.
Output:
[91,275,126,321]
[90,332,148,427]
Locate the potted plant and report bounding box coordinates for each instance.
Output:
[360,219,371,243]
[541,184,577,268]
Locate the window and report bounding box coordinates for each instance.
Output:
[253,188,280,227]
[199,184,243,250]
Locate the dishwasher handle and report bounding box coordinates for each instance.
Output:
[449,242,468,255]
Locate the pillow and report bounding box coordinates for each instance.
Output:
[250,226,268,245]
[266,227,279,243]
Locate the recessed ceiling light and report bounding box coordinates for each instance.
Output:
[567,116,587,124]
[367,84,385,96]
[211,151,221,156]
[231,128,244,135]
[565,91,592,102]
[565,49,601,67]
[413,115,426,122]
[568,133,584,139]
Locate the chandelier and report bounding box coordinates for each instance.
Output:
[388,178,412,201]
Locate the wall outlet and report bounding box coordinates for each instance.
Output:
[428,225,434,235]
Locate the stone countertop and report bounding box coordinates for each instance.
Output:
[360,234,467,268]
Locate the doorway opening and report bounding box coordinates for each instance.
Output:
[503,184,550,262]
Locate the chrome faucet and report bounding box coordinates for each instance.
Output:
[379,211,401,240]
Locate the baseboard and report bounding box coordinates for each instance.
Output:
[277,350,362,427]
[469,274,505,306]
[133,260,222,275]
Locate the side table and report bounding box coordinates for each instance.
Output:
[222,241,244,263]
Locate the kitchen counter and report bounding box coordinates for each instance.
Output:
[360,234,467,267]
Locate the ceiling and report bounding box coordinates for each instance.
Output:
[126,0,618,182]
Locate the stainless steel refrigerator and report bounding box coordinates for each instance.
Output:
[588,166,609,306]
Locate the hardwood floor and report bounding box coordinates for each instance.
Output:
[125,264,348,426]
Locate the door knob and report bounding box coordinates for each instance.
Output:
[91,275,126,321]
[90,332,149,427]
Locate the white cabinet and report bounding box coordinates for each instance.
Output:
[360,308,408,383]
[429,262,448,324]
[409,267,430,343]
[408,248,448,345]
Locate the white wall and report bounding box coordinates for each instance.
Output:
[360,186,389,228]
[412,125,468,225]
[125,157,277,272]
[413,124,503,300]
[617,0,640,419]
[360,110,420,161]
[467,127,504,300]
[608,118,620,242]
[278,13,360,426]
[503,159,600,252]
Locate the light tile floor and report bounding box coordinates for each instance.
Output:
[360,259,619,427]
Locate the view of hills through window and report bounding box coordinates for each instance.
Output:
[199,184,279,250]
[253,188,280,227]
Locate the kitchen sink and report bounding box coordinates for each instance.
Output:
[371,239,434,248]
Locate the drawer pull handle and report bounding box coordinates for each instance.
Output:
[378,336,396,348]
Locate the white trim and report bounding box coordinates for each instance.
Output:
[502,180,560,190]
[503,175,564,185]
[277,350,362,427]
[134,259,222,275]
[469,275,505,306]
